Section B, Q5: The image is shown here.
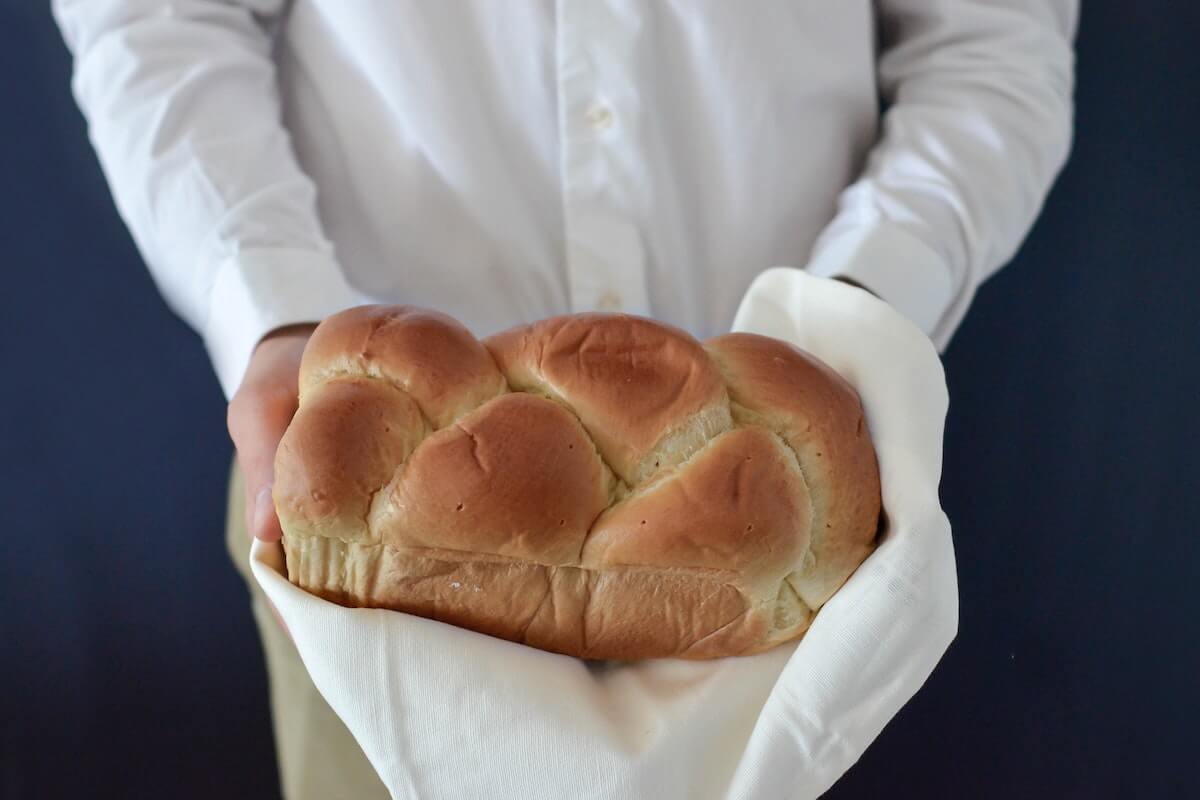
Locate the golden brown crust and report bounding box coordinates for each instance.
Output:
[299,305,507,428]
[276,308,881,660]
[274,377,426,543]
[485,314,731,484]
[582,427,811,591]
[370,393,611,565]
[704,334,882,607]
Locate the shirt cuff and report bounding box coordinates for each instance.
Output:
[203,248,365,399]
[804,224,954,339]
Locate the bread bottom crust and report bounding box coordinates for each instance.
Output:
[284,534,814,660]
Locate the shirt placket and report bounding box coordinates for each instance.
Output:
[556,0,650,317]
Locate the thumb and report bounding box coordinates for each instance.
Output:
[227,325,314,543]
[234,394,295,542]
[251,481,283,543]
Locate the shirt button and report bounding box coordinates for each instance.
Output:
[586,104,614,130]
[597,290,623,311]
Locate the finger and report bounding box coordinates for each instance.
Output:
[253,484,285,543]
[231,389,299,542]
[228,328,313,542]
[240,409,293,542]
[242,470,259,543]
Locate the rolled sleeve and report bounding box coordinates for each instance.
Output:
[804,0,1078,348]
[52,0,355,399]
[805,223,954,346]
[204,249,364,398]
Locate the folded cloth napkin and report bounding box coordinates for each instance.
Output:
[251,269,958,799]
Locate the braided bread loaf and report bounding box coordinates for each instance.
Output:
[274,306,881,660]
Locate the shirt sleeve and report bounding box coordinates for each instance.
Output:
[52,0,364,398]
[804,0,1079,349]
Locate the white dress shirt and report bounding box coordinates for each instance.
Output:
[54,0,1077,398]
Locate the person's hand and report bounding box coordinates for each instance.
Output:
[227,323,317,542]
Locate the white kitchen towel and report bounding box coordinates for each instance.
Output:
[251,269,959,799]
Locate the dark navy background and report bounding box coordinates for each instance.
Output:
[2,3,1196,797]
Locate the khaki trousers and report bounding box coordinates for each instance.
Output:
[225,463,390,800]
